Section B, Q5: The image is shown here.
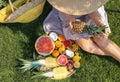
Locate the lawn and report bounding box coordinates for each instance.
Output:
[0,0,120,82]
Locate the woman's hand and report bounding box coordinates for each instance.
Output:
[102,27,110,38]
[88,10,110,38]
[69,20,75,34]
[95,27,110,39]
[62,13,77,34]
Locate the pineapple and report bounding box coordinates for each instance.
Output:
[53,66,69,79]
[71,21,86,34]
[71,21,107,35]
[45,57,59,68]
[31,66,76,80]
[19,58,76,79]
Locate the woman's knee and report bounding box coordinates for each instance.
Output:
[92,35,109,47]
[76,38,98,53]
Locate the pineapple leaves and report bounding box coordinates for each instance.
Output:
[84,25,107,35]
[18,58,42,72]
[31,71,53,79]
[31,72,45,79]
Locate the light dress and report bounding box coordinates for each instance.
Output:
[43,6,111,40]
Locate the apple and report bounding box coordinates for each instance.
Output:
[66,60,73,70]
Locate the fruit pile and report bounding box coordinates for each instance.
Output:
[35,32,81,71]
[20,32,82,80]
[49,32,81,69]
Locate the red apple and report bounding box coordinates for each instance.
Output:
[66,60,73,70]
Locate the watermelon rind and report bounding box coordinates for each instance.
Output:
[35,36,55,56]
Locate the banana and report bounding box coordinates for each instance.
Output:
[0,0,27,22]
[5,0,46,23]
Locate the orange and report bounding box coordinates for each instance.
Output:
[58,35,65,41]
[55,41,63,48]
[52,50,60,57]
[72,55,81,62]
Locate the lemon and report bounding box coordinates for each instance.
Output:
[59,46,65,53]
[73,62,80,68]
[72,55,81,62]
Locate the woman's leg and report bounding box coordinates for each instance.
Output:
[76,37,107,56]
[93,35,120,62]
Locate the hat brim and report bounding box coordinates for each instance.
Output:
[47,0,109,15]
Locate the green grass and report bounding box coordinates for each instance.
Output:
[0,0,120,82]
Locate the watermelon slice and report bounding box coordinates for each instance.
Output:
[35,36,55,56]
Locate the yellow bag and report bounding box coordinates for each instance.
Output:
[0,0,46,23]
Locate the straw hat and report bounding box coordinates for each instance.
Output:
[47,0,109,15]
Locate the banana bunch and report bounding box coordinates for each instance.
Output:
[0,0,46,23]
[0,0,26,22]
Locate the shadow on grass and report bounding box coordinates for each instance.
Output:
[94,55,120,67]
[105,56,120,67]
[81,49,120,67]
[106,9,120,13]
[0,3,52,82]
[0,22,43,58]
[0,2,52,59]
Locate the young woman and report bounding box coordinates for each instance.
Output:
[43,0,120,62]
